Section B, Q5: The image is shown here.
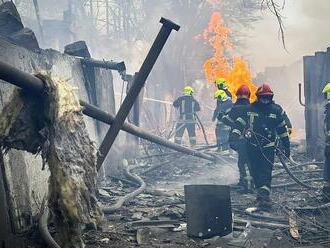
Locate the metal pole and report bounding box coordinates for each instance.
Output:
[81,102,216,163]
[298,83,305,107]
[0,61,216,165]
[96,17,180,169]
[81,58,126,72]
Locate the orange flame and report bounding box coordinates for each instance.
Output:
[203,12,257,101]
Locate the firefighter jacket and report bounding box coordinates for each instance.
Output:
[230,101,290,151]
[222,98,250,129]
[173,95,200,123]
[212,98,233,123]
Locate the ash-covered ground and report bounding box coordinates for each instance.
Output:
[79,140,330,248]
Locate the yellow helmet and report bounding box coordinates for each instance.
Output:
[183,86,194,95]
[322,82,330,100]
[215,78,228,89]
[214,89,227,100]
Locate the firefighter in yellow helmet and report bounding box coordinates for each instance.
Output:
[173,86,201,146]
[215,78,232,98]
[213,89,233,152]
[322,82,330,201]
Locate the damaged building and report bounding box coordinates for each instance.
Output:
[0,1,330,248]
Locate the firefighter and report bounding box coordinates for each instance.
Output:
[230,84,290,210]
[173,86,201,146]
[215,77,232,98]
[222,85,252,191]
[213,89,233,152]
[322,82,330,201]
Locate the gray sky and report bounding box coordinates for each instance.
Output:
[241,0,330,73]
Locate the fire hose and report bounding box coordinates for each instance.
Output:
[38,199,61,248]
[195,113,209,145]
[102,159,146,214]
[278,154,319,190]
[252,131,321,190]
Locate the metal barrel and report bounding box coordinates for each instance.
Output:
[184,184,232,238]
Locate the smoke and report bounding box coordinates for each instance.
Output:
[241,0,330,72]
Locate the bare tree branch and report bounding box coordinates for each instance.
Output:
[261,0,288,51]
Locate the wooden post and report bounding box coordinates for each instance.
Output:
[303,55,314,157]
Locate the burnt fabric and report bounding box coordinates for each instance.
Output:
[173,95,200,145]
[230,100,290,197]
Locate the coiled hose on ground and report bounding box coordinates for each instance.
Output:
[102,159,146,214]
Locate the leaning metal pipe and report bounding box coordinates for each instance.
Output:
[81,58,126,72]
[97,18,180,170]
[81,102,216,163]
[0,60,216,163]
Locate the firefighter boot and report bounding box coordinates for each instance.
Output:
[256,187,272,211]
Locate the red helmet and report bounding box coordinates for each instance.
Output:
[256,83,274,97]
[236,85,251,98]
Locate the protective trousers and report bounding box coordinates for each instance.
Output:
[215,123,230,150]
[237,143,253,190]
[247,144,275,209]
[174,122,196,146]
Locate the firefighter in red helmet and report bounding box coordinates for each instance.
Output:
[229,83,290,210]
[222,85,253,192]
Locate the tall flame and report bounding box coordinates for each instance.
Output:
[203,12,257,101]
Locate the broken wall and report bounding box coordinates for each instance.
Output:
[303,48,330,159]
[0,38,116,235]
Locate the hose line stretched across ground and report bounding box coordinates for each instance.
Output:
[103,160,146,214]
[278,154,319,190]
[251,131,322,190]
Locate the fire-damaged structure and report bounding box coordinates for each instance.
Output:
[303,47,330,159]
[2,1,330,248]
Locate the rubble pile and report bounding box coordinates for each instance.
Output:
[84,144,330,248]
